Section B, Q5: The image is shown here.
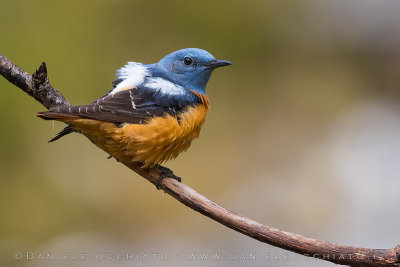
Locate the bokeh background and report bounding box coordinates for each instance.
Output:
[1,0,400,266]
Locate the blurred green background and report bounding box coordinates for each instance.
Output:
[1,0,400,266]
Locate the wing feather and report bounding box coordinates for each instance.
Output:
[39,87,180,124]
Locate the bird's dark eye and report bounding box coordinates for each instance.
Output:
[183,56,193,66]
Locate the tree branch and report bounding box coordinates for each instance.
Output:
[0,55,70,109]
[1,52,399,267]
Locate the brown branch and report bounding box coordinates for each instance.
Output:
[1,52,399,267]
[0,55,70,109]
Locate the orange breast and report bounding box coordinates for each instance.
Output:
[65,104,209,168]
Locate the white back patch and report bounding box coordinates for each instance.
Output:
[145,77,186,96]
[111,62,149,95]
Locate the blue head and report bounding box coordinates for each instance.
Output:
[153,48,231,95]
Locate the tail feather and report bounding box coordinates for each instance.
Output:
[37,111,78,120]
[37,111,78,142]
[48,125,76,142]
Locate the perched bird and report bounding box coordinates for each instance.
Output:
[37,48,231,186]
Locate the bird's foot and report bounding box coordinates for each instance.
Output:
[156,166,182,190]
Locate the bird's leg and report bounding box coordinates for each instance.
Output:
[155,165,182,190]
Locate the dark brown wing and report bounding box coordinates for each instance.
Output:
[38,88,179,124]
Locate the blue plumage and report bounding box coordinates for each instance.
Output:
[112,48,231,108]
[152,48,231,95]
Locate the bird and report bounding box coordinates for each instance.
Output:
[37,48,231,187]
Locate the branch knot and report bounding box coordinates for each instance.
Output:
[32,62,48,88]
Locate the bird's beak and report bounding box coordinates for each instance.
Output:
[205,59,232,69]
